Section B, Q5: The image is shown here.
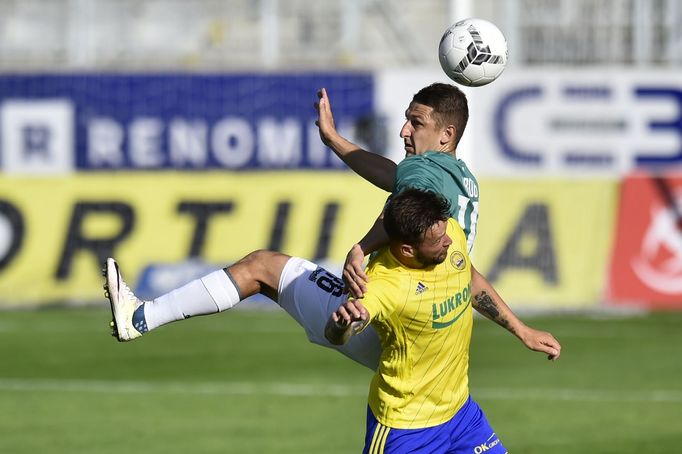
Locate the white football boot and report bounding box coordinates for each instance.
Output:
[103,258,147,341]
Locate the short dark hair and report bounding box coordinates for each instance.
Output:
[412,83,469,146]
[383,188,451,246]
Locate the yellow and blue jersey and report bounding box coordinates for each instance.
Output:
[359,218,473,429]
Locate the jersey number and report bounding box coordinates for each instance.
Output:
[457,195,479,253]
[309,268,344,297]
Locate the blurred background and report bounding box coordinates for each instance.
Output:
[0,1,681,453]
[1,0,681,310]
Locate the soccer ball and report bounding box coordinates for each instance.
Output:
[438,18,508,87]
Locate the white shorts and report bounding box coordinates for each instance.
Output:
[277,256,381,370]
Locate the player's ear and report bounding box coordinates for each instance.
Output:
[401,243,416,258]
[440,125,456,146]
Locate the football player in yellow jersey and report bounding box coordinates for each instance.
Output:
[326,188,511,453]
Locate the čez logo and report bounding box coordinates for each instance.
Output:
[492,82,682,172]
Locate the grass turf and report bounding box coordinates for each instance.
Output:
[0,306,680,453]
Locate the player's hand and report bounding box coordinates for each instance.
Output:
[314,87,338,147]
[518,326,561,361]
[332,299,369,334]
[343,244,368,299]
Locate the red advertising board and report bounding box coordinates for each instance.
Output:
[607,172,682,309]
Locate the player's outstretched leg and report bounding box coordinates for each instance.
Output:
[103,251,290,342]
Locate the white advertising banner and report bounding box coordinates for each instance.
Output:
[378,69,682,178]
[469,68,682,177]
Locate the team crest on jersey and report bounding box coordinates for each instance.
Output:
[450,251,466,270]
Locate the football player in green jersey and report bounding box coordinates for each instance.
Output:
[316,83,544,348]
[316,84,478,294]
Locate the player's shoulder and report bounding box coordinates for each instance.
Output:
[396,153,428,171]
[367,249,411,285]
[398,150,455,165]
[423,150,461,166]
[367,248,403,276]
[398,151,469,175]
[364,256,404,310]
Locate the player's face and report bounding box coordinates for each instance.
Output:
[414,220,452,266]
[400,102,447,156]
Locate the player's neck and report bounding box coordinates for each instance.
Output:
[434,147,456,158]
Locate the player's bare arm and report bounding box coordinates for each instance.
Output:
[315,87,396,192]
[343,213,390,298]
[324,299,369,346]
[471,265,562,361]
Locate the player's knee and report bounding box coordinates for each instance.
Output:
[234,249,287,284]
[223,250,268,296]
[233,249,267,278]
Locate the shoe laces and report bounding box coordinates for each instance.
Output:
[120,279,140,303]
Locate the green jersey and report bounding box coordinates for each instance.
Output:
[394,151,479,253]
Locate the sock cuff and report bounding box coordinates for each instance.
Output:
[200,269,240,311]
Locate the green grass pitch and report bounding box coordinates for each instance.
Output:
[0,306,680,453]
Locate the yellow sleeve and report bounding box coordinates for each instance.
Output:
[358,277,398,327]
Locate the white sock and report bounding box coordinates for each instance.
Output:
[144,269,241,331]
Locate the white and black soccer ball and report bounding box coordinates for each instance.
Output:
[438,18,508,87]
